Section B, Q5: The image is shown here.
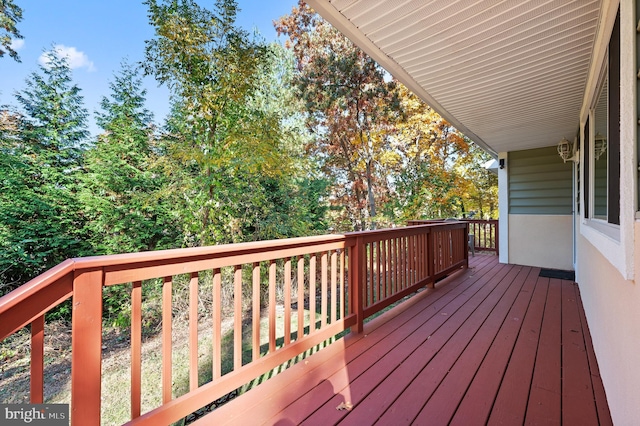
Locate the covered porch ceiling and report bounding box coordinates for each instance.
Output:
[306,0,603,157]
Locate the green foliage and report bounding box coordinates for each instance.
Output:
[0,50,89,293]
[80,61,180,254]
[145,1,328,245]
[0,0,23,61]
[462,144,498,219]
[144,0,281,245]
[0,0,495,329]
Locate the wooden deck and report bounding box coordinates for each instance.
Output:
[196,254,612,425]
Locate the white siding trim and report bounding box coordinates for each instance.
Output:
[498,152,509,264]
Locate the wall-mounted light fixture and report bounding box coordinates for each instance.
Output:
[594,133,607,160]
[499,158,505,169]
[557,137,579,163]
[557,138,573,162]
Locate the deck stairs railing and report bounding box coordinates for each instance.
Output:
[0,222,468,425]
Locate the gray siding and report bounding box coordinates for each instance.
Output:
[508,146,573,215]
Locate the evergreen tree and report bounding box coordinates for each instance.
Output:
[80,61,180,254]
[0,0,23,61]
[0,50,89,292]
[15,49,89,167]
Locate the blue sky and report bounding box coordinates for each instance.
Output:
[0,0,297,136]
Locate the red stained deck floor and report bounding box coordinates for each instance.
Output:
[197,254,612,425]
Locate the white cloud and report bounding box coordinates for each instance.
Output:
[39,44,96,72]
[9,39,25,52]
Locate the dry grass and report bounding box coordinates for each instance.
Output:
[0,261,345,425]
[0,321,72,405]
[0,301,324,426]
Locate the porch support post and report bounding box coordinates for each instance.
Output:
[498,151,509,264]
[71,267,104,425]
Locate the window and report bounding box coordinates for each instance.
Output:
[585,9,620,227]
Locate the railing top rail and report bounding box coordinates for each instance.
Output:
[76,233,350,269]
[0,223,469,330]
[0,259,75,316]
[0,234,347,320]
[352,223,466,235]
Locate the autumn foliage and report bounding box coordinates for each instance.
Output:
[276,2,497,230]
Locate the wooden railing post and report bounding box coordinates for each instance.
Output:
[464,222,470,269]
[71,268,104,425]
[426,229,435,288]
[495,220,500,256]
[30,315,44,403]
[350,236,364,333]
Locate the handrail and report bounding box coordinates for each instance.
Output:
[408,219,499,255]
[462,219,499,254]
[0,223,468,425]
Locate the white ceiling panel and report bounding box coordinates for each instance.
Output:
[307,0,603,156]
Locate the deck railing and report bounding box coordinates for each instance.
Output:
[0,223,468,425]
[408,219,499,255]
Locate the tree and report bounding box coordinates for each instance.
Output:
[460,144,498,219]
[80,61,180,254]
[145,0,305,245]
[156,41,329,245]
[0,50,89,292]
[245,43,330,239]
[383,85,473,221]
[0,0,23,61]
[276,1,400,231]
[15,49,89,166]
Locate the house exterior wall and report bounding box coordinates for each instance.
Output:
[505,147,574,270]
[508,147,573,215]
[509,215,573,270]
[576,224,640,425]
[575,1,639,425]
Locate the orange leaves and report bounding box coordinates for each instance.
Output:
[276,1,497,226]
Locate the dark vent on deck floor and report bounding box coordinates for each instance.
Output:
[539,268,575,281]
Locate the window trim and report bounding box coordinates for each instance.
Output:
[578,4,634,280]
[584,9,620,231]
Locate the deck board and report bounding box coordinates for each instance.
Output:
[413,266,535,425]
[449,266,539,425]
[487,275,549,425]
[332,262,512,425]
[561,281,599,426]
[195,255,611,426]
[372,265,526,425]
[525,278,563,425]
[576,288,613,426]
[293,260,507,425]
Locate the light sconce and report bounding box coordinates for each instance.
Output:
[557,138,575,163]
[499,158,505,169]
[594,133,607,160]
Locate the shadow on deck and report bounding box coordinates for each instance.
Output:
[197,254,612,425]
